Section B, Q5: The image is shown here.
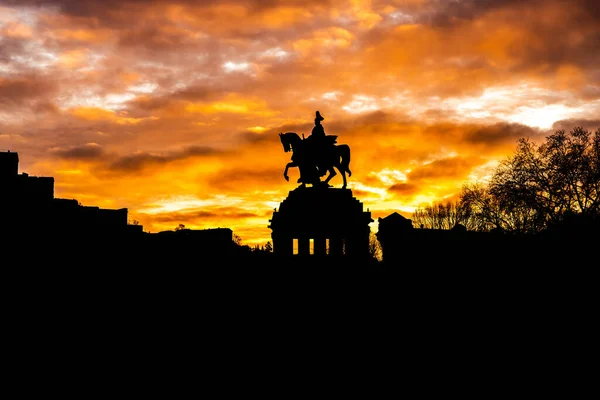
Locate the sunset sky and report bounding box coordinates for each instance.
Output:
[1,0,599,245]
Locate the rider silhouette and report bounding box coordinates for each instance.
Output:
[311,111,326,139]
[306,111,334,177]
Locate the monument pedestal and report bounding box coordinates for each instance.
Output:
[269,187,373,258]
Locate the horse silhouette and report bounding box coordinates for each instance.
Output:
[279,131,351,189]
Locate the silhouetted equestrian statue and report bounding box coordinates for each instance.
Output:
[279,111,352,189]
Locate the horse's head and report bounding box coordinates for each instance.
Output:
[279,132,292,153]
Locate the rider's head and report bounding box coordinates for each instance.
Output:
[315,111,324,124]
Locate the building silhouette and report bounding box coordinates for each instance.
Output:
[0,150,142,242]
[1,151,244,264]
[145,227,236,259]
[376,212,543,266]
[376,212,495,264]
[1,151,54,202]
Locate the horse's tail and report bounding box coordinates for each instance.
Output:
[339,144,351,177]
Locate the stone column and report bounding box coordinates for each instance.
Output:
[329,237,344,256]
[298,237,310,256]
[314,237,326,256]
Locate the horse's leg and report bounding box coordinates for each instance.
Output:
[323,166,337,186]
[338,145,351,177]
[337,164,347,189]
[284,162,297,181]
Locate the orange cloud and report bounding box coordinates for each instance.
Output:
[58,49,91,68]
[1,21,33,38]
[50,28,113,43]
[293,27,355,56]
[69,107,153,125]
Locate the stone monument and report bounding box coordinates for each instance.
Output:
[269,187,372,257]
[271,111,373,259]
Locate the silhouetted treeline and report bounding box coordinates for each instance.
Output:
[412,126,600,237]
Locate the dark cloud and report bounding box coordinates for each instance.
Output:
[361,175,385,187]
[327,111,399,135]
[142,207,262,223]
[580,84,600,101]
[551,119,600,133]
[241,131,282,144]
[117,25,201,51]
[507,29,600,74]
[367,0,528,28]
[496,1,600,73]
[126,96,177,113]
[0,75,57,108]
[578,0,600,21]
[52,143,105,160]
[107,153,171,172]
[208,167,286,190]
[388,182,419,195]
[463,123,539,146]
[32,101,60,114]
[108,145,221,172]
[365,0,600,88]
[126,84,226,115]
[0,37,27,64]
[8,0,331,32]
[7,0,315,14]
[411,0,522,26]
[390,0,598,27]
[408,156,475,180]
[348,188,373,198]
[172,85,221,102]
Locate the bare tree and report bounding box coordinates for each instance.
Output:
[540,127,600,216]
[412,200,474,230]
[459,183,507,232]
[412,204,443,229]
[489,127,600,232]
[368,232,382,262]
[264,241,273,253]
[232,234,242,246]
